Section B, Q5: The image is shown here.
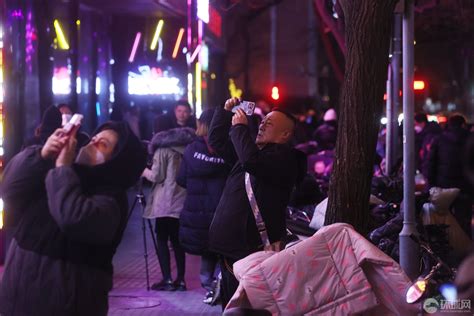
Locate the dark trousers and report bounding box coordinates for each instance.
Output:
[155,217,186,281]
[219,256,240,311]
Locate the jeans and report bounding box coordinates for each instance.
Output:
[200,252,220,291]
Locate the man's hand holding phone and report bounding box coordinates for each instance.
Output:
[224,97,241,112]
[224,98,256,116]
[232,108,248,126]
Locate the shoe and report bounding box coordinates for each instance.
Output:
[203,290,214,304]
[151,279,175,291]
[174,280,187,291]
[210,277,221,306]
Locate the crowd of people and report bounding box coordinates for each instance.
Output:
[0,97,473,315]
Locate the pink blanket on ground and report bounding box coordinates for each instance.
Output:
[226,223,420,315]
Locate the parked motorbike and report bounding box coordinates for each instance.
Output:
[406,234,456,304]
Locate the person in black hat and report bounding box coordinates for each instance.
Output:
[0,121,146,316]
[23,105,62,147]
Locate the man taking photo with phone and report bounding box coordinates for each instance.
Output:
[207,97,307,309]
[0,121,146,316]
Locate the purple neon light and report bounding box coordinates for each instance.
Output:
[189,44,201,63]
[128,32,142,63]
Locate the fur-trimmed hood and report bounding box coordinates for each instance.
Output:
[149,127,196,154]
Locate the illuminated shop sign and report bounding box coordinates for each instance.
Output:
[128,65,183,96]
[52,66,70,95]
[52,66,101,95]
[197,0,209,23]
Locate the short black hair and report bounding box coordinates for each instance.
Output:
[175,100,191,110]
[271,107,298,128]
[448,114,466,128]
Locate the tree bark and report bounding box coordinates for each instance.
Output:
[324,0,398,235]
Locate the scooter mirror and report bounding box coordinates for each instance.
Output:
[406,279,427,304]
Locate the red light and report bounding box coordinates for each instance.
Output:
[271,86,279,100]
[414,80,425,90]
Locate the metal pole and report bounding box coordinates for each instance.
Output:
[270,4,277,85]
[386,64,393,174]
[399,0,419,281]
[388,13,402,175]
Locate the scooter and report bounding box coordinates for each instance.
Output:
[406,234,456,304]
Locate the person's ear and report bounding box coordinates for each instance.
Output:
[281,130,291,142]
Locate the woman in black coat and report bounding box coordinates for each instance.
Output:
[176,108,231,302]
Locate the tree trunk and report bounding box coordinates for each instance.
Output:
[324,0,398,235]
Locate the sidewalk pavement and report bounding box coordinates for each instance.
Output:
[108,189,222,315]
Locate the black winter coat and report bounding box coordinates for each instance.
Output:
[207,108,306,260]
[176,137,231,255]
[0,147,129,316]
[426,127,471,192]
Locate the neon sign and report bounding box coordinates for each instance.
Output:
[128,65,183,96]
[197,0,209,23]
[53,67,101,95]
[52,66,71,95]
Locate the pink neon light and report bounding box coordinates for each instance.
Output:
[187,0,192,49]
[198,20,203,44]
[190,44,202,63]
[128,32,142,63]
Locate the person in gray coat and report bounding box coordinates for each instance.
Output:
[0,121,146,316]
[142,127,195,291]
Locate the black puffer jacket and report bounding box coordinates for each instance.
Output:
[208,108,307,260]
[176,137,231,255]
[425,127,471,192]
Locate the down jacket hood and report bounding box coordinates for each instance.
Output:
[148,127,196,154]
[73,121,147,191]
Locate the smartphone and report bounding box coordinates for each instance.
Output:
[232,101,256,116]
[63,113,83,135]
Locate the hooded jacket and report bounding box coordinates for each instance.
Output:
[208,108,306,260]
[0,122,146,316]
[143,127,195,219]
[176,136,231,255]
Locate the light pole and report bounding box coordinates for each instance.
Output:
[399,0,420,281]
